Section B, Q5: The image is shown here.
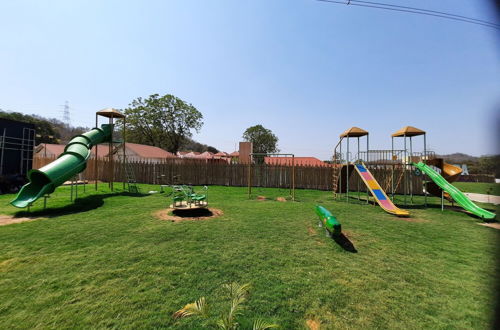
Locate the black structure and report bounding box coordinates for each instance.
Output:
[0,118,36,194]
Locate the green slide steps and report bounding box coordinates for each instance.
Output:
[413,162,496,220]
[11,124,113,208]
[315,205,341,236]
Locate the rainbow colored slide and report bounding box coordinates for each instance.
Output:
[354,163,409,217]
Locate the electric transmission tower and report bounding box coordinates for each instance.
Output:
[60,101,71,126]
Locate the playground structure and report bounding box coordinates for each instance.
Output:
[169,185,208,209]
[10,108,140,209]
[7,110,496,220]
[390,126,428,206]
[332,127,410,216]
[247,153,295,201]
[332,126,496,220]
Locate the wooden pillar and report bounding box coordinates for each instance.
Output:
[122,117,126,190]
[109,116,113,191]
[95,114,98,190]
[291,155,295,201]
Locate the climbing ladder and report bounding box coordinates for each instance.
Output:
[331,137,344,198]
[383,166,404,194]
[118,153,139,194]
[392,168,405,195]
[332,163,341,198]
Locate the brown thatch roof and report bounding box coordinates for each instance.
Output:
[96,108,126,119]
[391,126,425,137]
[339,127,368,138]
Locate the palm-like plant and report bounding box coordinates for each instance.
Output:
[173,297,208,319]
[173,282,278,329]
[252,318,279,330]
[217,282,251,329]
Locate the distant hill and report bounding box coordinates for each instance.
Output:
[437,153,479,163]
[436,153,499,177]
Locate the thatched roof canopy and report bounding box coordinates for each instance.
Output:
[391,126,425,137]
[339,127,369,138]
[96,108,126,119]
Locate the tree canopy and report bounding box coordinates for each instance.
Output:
[242,125,279,154]
[0,110,90,144]
[122,94,203,153]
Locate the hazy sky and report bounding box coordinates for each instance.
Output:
[1,0,498,159]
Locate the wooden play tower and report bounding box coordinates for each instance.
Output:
[94,108,126,191]
[332,127,369,201]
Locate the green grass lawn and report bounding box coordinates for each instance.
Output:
[453,182,500,196]
[0,184,498,329]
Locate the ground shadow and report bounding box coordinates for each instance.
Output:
[331,233,357,253]
[172,208,213,218]
[14,192,149,218]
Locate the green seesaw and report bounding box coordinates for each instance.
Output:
[314,205,341,236]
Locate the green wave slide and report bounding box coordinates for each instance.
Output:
[413,162,496,220]
[10,124,112,208]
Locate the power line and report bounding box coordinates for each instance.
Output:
[316,0,500,30]
[350,0,499,27]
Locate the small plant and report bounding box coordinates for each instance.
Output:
[173,297,208,319]
[173,282,278,329]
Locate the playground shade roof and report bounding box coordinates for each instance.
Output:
[391,126,426,137]
[96,108,126,119]
[339,127,368,138]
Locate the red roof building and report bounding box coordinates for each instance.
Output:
[35,143,66,158]
[195,151,214,159]
[36,143,176,162]
[116,143,176,162]
[264,157,329,167]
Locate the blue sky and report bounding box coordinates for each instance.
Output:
[0,0,498,159]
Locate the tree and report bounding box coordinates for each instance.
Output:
[242,125,279,154]
[477,155,500,176]
[122,94,203,153]
[0,110,61,144]
[180,137,219,153]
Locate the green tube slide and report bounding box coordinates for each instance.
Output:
[10,124,113,208]
[315,205,341,236]
[413,162,496,220]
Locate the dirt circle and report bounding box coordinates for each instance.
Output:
[0,214,43,226]
[153,208,223,222]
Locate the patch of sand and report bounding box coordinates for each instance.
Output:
[153,208,223,222]
[399,217,429,223]
[0,214,43,226]
[306,319,321,330]
[478,222,500,230]
[276,197,287,202]
[307,226,317,236]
